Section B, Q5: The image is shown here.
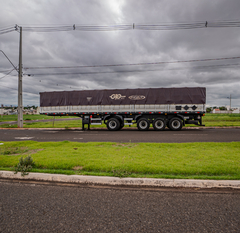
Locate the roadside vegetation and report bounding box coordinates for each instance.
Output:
[0,141,239,180]
[0,114,73,122]
[0,113,240,128]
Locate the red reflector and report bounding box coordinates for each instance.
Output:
[159,112,161,114]
[105,112,107,114]
[90,115,92,118]
[197,112,200,113]
[174,112,177,114]
[185,112,187,114]
[53,113,55,115]
[114,112,116,114]
[74,113,76,114]
[45,113,47,115]
[92,112,94,114]
[125,112,127,114]
[139,112,141,114]
[61,113,63,114]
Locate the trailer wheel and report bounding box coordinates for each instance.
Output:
[119,123,124,130]
[137,118,150,131]
[166,121,170,129]
[169,117,183,131]
[153,118,166,131]
[107,118,120,131]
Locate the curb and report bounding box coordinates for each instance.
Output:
[1,171,239,189]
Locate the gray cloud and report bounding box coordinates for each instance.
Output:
[0,0,240,108]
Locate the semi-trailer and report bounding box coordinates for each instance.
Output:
[40,87,206,131]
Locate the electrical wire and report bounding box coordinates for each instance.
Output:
[0,69,16,80]
[25,63,240,76]
[0,26,16,35]
[136,20,240,30]
[0,84,38,95]
[24,56,240,70]
[0,69,14,73]
[21,24,133,32]
[12,20,240,33]
[1,20,239,34]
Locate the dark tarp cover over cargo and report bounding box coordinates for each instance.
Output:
[40,87,206,107]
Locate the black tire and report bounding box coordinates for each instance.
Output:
[166,121,170,129]
[137,118,150,131]
[168,117,183,131]
[107,118,120,131]
[153,118,166,131]
[119,123,124,130]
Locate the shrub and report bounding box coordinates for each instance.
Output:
[14,155,35,176]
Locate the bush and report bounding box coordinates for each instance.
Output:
[14,155,35,176]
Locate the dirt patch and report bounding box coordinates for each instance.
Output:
[6,148,44,156]
[112,143,137,148]
[73,166,83,170]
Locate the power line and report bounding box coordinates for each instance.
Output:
[136,20,240,30]
[0,84,38,95]
[1,20,239,35]
[0,69,14,73]
[0,26,16,35]
[0,68,16,80]
[12,20,240,33]
[24,56,240,70]
[25,63,240,76]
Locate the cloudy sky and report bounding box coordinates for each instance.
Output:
[0,0,240,108]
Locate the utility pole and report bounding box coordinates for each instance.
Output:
[18,27,23,128]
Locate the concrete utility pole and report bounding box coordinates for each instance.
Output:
[18,27,23,128]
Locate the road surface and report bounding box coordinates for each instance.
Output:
[0,128,239,142]
[1,181,239,232]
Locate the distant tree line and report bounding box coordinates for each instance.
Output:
[1,105,38,110]
[206,106,227,113]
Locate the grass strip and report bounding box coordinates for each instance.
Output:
[1,113,240,128]
[0,115,73,122]
[0,141,239,180]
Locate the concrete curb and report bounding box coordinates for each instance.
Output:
[1,171,239,189]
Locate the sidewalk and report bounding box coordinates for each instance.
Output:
[1,171,239,189]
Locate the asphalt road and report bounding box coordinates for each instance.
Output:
[1,181,239,233]
[0,128,239,142]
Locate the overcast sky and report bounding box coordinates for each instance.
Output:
[0,0,240,108]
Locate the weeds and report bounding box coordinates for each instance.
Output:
[14,155,35,176]
[0,147,29,155]
[112,168,132,177]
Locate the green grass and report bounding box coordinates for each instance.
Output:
[0,141,239,180]
[1,113,240,128]
[0,114,74,122]
[203,113,240,127]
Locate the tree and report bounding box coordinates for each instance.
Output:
[206,107,212,113]
[219,106,227,110]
